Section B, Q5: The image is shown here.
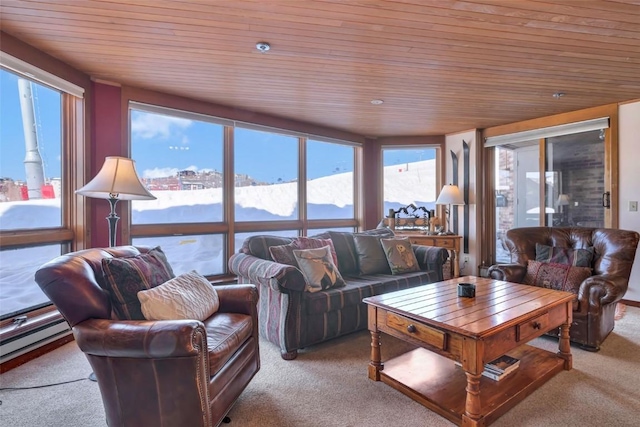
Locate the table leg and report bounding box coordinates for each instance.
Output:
[462,371,484,427]
[368,330,383,381]
[452,249,459,278]
[557,320,573,370]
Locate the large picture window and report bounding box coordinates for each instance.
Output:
[0,53,85,360]
[382,147,438,216]
[128,103,361,277]
[0,68,63,319]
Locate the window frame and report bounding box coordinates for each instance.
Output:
[127,101,362,279]
[0,49,88,357]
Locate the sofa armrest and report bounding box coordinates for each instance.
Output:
[578,274,628,313]
[488,263,526,283]
[74,318,207,359]
[228,253,307,292]
[412,245,449,280]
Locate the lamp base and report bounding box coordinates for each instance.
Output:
[439,231,457,235]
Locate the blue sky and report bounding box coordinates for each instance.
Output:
[2,68,435,183]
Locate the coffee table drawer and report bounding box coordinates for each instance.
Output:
[386,312,447,350]
[516,312,550,343]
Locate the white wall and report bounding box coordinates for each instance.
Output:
[619,100,640,302]
[444,130,479,277]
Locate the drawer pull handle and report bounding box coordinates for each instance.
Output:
[533,321,541,330]
[407,324,417,333]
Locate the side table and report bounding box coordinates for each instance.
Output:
[393,232,462,277]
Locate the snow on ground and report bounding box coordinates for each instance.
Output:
[0,160,437,316]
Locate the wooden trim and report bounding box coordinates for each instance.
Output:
[0,334,74,374]
[621,299,640,308]
[0,229,74,248]
[483,104,618,139]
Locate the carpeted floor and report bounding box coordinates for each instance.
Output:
[1,306,639,427]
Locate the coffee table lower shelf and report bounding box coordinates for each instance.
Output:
[379,344,565,426]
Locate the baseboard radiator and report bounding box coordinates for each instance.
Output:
[0,319,71,364]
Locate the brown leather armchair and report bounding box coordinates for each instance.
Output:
[488,227,639,351]
[35,246,259,427]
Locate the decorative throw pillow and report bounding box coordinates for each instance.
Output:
[352,233,392,275]
[535,243,594,267]
[380,237,420,275]
[291,236,339,267]
[137,271,219,321]
[293,246,346,293]
[523,260,592,294]
[269,243,298,266]
[101,247,175,320]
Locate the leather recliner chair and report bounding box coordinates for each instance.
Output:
[35,246,259,427]
[488,227,639,351]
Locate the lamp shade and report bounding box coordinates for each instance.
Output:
[435,184,465,205]
[76,156,155,200]
[557,194,570,206]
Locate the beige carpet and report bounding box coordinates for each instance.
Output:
[1,307,639,427]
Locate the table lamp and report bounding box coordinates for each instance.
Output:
[435,184,465,235]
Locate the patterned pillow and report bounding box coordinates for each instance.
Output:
[352,233,392,275]
[535,243,594,267]
[293,246,346,293]
[523,260,592,294]
[380,237,420,275]
[137,271,219,321]
[101,247,175,320]
[291,237,339,267]
[269,243,298,266]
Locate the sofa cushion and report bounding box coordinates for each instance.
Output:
[241,235,293,260]
[291,236,339,267]
[137,271,219,321]
[523,260,592,294]
[203,312,253,376]
[353,233,392,275]
[101,247,175,320]
[380,237,420,274]
[303,270,440,315]
[535,243,594,267]
[326,229,394,276]
[269,243,298,266]
[293,246,346,292]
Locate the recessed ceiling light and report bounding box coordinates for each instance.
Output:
[552,92,565,99]
[256,42,271,52]
[370,99,384,105]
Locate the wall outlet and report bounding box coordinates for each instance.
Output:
[630,201,638,212]
[463,256,470,263]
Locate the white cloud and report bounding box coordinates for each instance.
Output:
[132,113,192,139]
[142,167,179,179]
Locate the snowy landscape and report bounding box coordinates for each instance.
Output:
[0,159,436,317]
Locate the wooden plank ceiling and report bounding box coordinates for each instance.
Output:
[1,0,639,137]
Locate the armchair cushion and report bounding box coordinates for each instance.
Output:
[293,246,346,292]
[138,270,219,321]
[523,260,592,294]
[535,243,594,267]
[380,237,420,274]
[204,312,254,376]
[269,243,298,266]
[101,247,175,320]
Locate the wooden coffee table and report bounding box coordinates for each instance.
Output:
[364,276,574,427]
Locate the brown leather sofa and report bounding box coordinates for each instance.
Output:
[488,227,639,350]
[35,246,259,427]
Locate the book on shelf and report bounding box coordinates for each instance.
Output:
[454,354,520,381]
[484,354,520,375]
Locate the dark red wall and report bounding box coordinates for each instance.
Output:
[90,82,123,247]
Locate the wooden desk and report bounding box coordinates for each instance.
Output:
[394,232,462,277]
[364,277,574,427]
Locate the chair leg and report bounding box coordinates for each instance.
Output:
[222,416,231,423]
